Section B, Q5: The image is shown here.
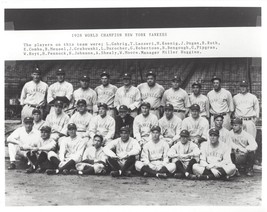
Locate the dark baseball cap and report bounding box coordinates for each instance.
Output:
[40,126,51,133]
[180,129,190,137]
[209,128,220,136]
[172,76,181,82]
[240,80,249,87]
[151,125,161,133]
[120,126,130,133]
[214,114,224,120]
[211,76,221,82]
[140,102,151,108]
[24,117,34,123]
[119,105,128,112]
[98,102,108,110]
[67,123,77,130]
[146,70,156,78]
[190,104,200,111]
[231,118,243,125]
[77,99,87,105]
[32,108,41,115]
[54,100,64,107]
[123,73,132,79]
[56,69,65,75]
[100,71,110,78]
[80,75,90,82]
[164,103,174,111]
[32,67,41,74]
[192,82,202,88]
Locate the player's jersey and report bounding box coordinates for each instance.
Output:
[45,112,70,135]
[37,137,57,152]
[47,81,73,103]
[161,88,190,110]
[133,113,158,141]
[141,139,169,164]
[95,84,118,108]
[82,146,107,162]
[217,127,232,148]
[137,83,164,109]
[229,130,258,152]
[207,88,234,114]
[89,114,115,140]
[189,93,209,117]
[233,92,259,118]
[114,85,141,110]
[182,116,209,139]
[159,115,182,141]
[33,120,46,131]
[68,112,92,133]
[20,80,48,105]
[73,87,97,111]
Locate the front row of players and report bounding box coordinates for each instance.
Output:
[7,114,257,179]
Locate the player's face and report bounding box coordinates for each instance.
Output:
[98,107,107,117]
[172,81,180,89]
[31,73,41,82]
[191,110,200,119]
[214,117,223,129]
[68,128,77,138]
[123,78,131,86]
[151,130,160,142]
[32,113,41,122]
[80,80,89,89]
[147,75,156,86]
[24,122,33,132]
[213,80,221,91]
[93,137,102,149]
[119,110,127,118]
[232,123,242,133]
[57,74,65,83]
[41,131,50,140]
[101,76,109,86]
[77,103,87,113]
[165,109,173,119]
[120,131,130,142]
[192,86,200,95]
[180,136,189,144]
[54,105,63,115]
[209,134,219,145]
[141,106,149,116]
[240,86,248,94]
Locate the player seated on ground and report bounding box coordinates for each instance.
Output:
[158,103,182,147]
[230,118,258,177]
[32,109,45,131]
[135,126,171,179]
[7,117,40,170]
[25,126,57,173]
[133,102,158,148]
[104,126,141,177]
[71,134,108,175]
[192,128,236,180]
[167,129,200,180]
[46,123,87,175]
[114,105,134,139]
[88,103,115,146]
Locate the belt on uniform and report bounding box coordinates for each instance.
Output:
[173,109,186,113]
[150,107,158,111]
[241,117,254,121]
[210,112,227,116]
[77,130,86,132]
[26,104,39,108]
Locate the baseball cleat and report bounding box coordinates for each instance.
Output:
[235,169,241,177]
[8,163,16,170]
[123,171,132,177]
[173,173,183,179]
[246,168,254,177]
[186,174,198,180]
[143,172,149,177]
[197,175,209,180]
[110,171,120,177]
[35,168,44,173]
[46,169,57,175]
[69,169,78,175]
[62,169,69,175]
[156,173,167,179]
[26,166,35,174]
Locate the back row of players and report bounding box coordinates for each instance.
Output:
[7,67,259,179]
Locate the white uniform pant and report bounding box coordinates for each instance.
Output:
[75,162,105,174]
[210,113,231,131]
[8,143,27,162]
[135,160,174,173]
[192,163,236,177]
[243,119,257,139]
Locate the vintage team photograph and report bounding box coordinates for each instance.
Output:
[4,7,262,206]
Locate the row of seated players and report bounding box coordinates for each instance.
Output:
[7,112,257,179]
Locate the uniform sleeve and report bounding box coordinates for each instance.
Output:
[104,118,115,140]
[103,140,118,158]
[114,89,120,110]
[128,88,141,110]
[253,95,260,118]
[167,144,177,158]
[199,143,208,167]
[216,147,232,167]
[246,134,258,152]
[190,143,201,158]
[184,92,191,108]
[227,91,234,112]
[205,97,210,118]
[88,117,97,139]
[71,140,87,163]
[92,91,98,113]
[66,83,74,101]
[172,118,182,141]
[39,139,57,151]
[7,128,22,145]
[140,144,150,164]
[133,117,142,141]
[160,91,167,106]
[60,115,70,135]
[20,84,27,105]
[127,139,141,156]
[163,142,170,164]
[47,85,54,104]
[59,140,66,161]
[201,119,209,139]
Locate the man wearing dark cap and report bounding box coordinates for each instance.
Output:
[135,125,171,179]
[137,70,165,119]
[104,126,141,177]
[233,80,259,139]
[114,105,134,138]
[133,102,158,147]
[46,123,87,175]
[229,118,258,176]
[95,71,118,118]
[207,76,234,130]
[114,73,141,118]
[72,75,97,115]
[189,82,210,119]
[32,108,45,131]
[158,103,182,147]
[192,128,236,180]
[182,104,209,146]
[89,103,115,146]
[167,129,200,179]
[161,75,190,120]
[20,67,48,122]
[6,117,40,170]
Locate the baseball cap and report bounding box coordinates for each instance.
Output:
[56,69,65,75]
[209,128,220,136]
[98,102,108,110]
[190,104,200,111]
[67,123,77,130]
[100,71,110,78]
[211,76,221,82]
[119,105,128,112]
[24,117,34,123]
[172,76,181,82]
[231,117,243,125]
[140,101,151,108]
[54,100,64,107]
[40,126,51,133]
[180,129,190,137]
[151,125,161,133]
[32,108,41,115]
[123,73,132,79]
[32,67,41,74]
[120,126,130,133]
[240,80,249,87]
[192,82,202,88]
[214,114,224,120]
[164,103,174,111]
[146,70,156,78]
[80,75,90,82]
[76,99,87,106]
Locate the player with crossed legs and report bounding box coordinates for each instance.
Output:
[104,126,141,177]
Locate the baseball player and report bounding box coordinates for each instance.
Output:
[32,108,45,131]
[114,105,134,139]
[233,80,260,138]
[47,68,73,113]
[133,102,158,147]
[71,134,108,175]
[182,104,209,146]
[192,128,236,180]
[189,82,210,119]
[167,129,200,179]
[137,70,165,119]
[104,126,141,177]
[158,103,182,147]
[6,117,40,170]
[20,67,48,121]
[135,126,171,179]
[88,103,115,146]
[95,71,118,118]
[207,76,234,130]
[230,118,258,176]
[46,123,87,175]
[45,100,70,142]
[25,126,57,173]
[114,73,141,118]
[72,75,97,115]
[161,76,190,120]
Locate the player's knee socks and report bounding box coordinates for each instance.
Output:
[83,166,95,175]
[216,168,227,177]
[26,151,37,165]
[107,157,121,171]
[122,156,136,172]
[202,169,215,179]
[186,159,197,174]
[59,159,76,171]
[49,156,61,168]
[175,161,186,174]
[37,152,48,165]
[246,152,255,168]
[158,166,172,177]
[141,165,157,176]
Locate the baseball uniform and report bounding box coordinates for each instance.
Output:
[217,127,232,150]
[189,93,210,118]
[33,120,46,131]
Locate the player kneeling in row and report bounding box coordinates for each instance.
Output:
[135,126,172,179]
[104,126,141,177]
[192,128,236,180]
[167,129,200,180]
[46,123,87,175]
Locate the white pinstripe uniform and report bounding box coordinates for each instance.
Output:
[73,88,97,114]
